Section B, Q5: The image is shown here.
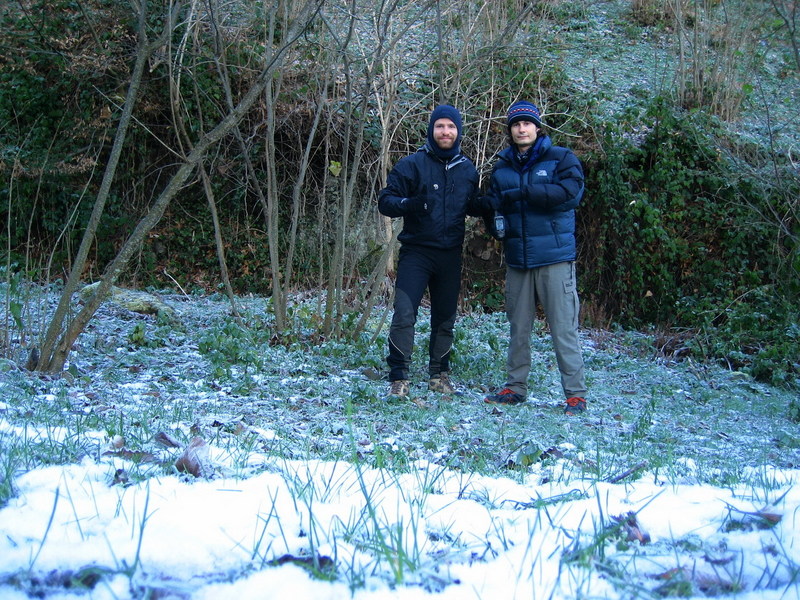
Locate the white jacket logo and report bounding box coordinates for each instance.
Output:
[536,169,548,177]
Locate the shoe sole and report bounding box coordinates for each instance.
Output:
[385,393,409,401]
[385,393,430,408]
[484,398,525,406]
[429,388,461,396]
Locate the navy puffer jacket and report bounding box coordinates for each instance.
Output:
[379,145,481,250]
[488,135,584,269]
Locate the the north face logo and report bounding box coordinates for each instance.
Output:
[536,169,548,177]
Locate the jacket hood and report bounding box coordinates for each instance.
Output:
[426,104,463,160]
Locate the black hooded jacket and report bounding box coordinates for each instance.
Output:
[378,144,481,250]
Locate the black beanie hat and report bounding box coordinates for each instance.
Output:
[428,104,463,137]
[426,104,463,158]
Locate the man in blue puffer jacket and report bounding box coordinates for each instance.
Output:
[379,104,483,400]
[483,100,588,415]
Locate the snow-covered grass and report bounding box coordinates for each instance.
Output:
[0,285,798,599]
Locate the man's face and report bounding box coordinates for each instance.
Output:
[432,118,458,150]
[510,119,538,151]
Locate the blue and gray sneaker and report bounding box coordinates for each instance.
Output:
[564,396,587,415]
[484,388,525,405]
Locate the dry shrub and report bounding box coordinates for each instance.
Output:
[629,0,757,120]
[630,0,680,26]
[630,0,726,28]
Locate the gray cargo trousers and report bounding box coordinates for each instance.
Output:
[504,261,587,399]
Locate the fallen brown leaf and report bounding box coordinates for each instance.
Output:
[175,437,212,478]
[612,512,651,544]
[153,431,181,448]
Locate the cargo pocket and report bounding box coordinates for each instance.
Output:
[562,263,580,326]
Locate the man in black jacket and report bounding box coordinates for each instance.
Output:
[378,104,482,400]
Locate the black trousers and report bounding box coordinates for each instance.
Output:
[387,244,462,381]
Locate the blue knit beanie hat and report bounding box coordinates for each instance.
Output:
[507,100,542,129]
[426,104,463,158]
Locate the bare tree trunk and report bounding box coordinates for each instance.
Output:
[171,0,240,318]
[321,0,435,337]
[263,75,287,327]
[436,0,445,102]
[321,0,357,337]
[206,0,281,325]
[285,76,328,296]
[200,165,240,318]
[36,1,180,371]
[771,0,800,70]
[674,0,687,105]
[36,0,324,372]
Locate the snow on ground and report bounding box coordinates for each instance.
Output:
[0,449,798,599]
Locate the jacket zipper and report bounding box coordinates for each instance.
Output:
[519,168,528,265]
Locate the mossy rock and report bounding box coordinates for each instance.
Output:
[79,282,177,320]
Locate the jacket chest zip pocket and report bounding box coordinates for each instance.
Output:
[432,182,442,206]
[435,175,454,205]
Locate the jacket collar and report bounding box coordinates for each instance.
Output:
[499,135,552,171]
[422,143,465,167]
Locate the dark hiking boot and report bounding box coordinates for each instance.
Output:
[484,388,526,405]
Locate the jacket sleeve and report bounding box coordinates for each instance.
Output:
[465,169,489,218]
[469,159,502,215]
[378,158,414,218]
[471,169,503,237]
[468,194,495,219]
[522,149,584,212]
